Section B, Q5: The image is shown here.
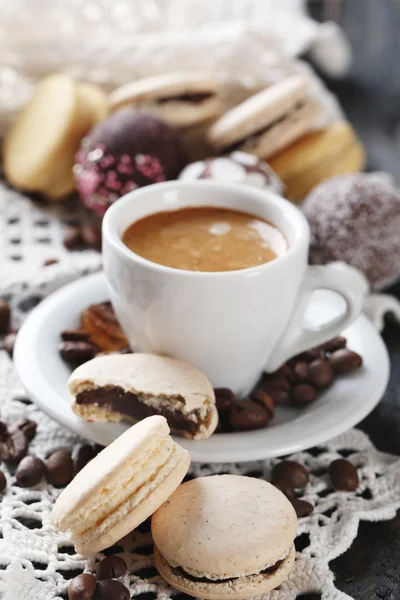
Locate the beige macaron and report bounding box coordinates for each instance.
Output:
[68,353,218,440]
[51,416,190,556]
[109,72,222,128]
[152,475,297,599]
[269,121,366,203]
[4,73,108,201]
[208,75,320,159]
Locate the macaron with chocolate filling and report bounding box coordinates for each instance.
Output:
[208,75,320,159]
[69,353,218,440]
[152,475,297,599]
[109,72,222,128]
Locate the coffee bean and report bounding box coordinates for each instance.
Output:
[46,450,73,487]
[0,299,11,335]
[68,573,97,600]
[96,556,127,580]
[272,480,295,500]
[214,388,235,412]
[0,470,7,492]
[319,336,347,353]
[74,444,97,474]
[329,458,359,491]
[262,376,290,392]
[262,386,289,405]
[329,349,362,374]
[60,341,97,365]
[229,401,270,431]
[293,348,324,363]
[3,333,16,358]
[291,384,318,406]
[272,460,309,488]
[61,328,91,342]
[10,419,37,441]
[93,580,129,600]
[274,364,293,382]
[16,456,45,487]
[292,361,310,383]
[308,359,334,389]
[292,498,314,518]
[0,421,8,439]
[0,426,28,464]
[43,258,59,267]
[81,225,102,251]
[251,390,274,418]
[63,226,83,250]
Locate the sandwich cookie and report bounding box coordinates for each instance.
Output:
[208,75,320,159]
[69,353,218,440]
[109,73,222,128]
[269,121,365,203]
[51,416,190,555]
[152,475,297,599]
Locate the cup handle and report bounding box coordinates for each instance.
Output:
[265,262,369,372]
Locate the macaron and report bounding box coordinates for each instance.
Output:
[109,73,222,128]
[51,416,190,556]
[269,121,366,203]
[152,475,297,599]
[208,75,320,159]
[68,353,218,440]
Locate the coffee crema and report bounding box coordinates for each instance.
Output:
[122,206,287,272]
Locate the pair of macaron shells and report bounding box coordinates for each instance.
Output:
[52,416,297,599]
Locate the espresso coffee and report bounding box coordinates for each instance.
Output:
[122,206,287,272]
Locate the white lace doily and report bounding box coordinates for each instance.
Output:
[1,184,400,600]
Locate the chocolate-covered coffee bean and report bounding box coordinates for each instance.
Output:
[46,450,73,487]
[228,401,270,431]
[329,458,359,491]
[308,359,334,389]
[272,460,309,488]
[329,349,362,374]
[292,498,314,518]
[291,384,318,406]
[68,573,97,600]
[93,580,130,600]
[16,456,45,487]
[96,556,127,580]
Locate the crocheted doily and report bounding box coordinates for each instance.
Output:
[1,184,400,600]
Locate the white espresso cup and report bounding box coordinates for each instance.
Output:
[102,181,367,397]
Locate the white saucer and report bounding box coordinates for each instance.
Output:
[14,272,389,463]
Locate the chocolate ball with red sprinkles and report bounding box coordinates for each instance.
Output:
[74,109,188,218]
[303,172,400,291]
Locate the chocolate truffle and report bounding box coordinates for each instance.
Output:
[178,151,283,194]
[302,172,400,290]
[74,109,187,217]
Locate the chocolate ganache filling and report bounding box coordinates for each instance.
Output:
[172,559,284,584]
[76,387,202,435]
[156,92,215,105]
[223,100,306,153]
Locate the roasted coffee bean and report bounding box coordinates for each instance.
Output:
[0,470,7,492]
[43,258,59,267]
[214,388,235,412]
[262,386,289,405]
[0,299,11,335]
[60,341,97,365]
[93,580,130,600]
[74,444,97,473]
[319,336,347,353]
[291,384,318,407]
[293,348,324,363]
[0,426,28,464]
[251,390,274,418]
[329,458,359,491]
[0,421,8,440]
[63,226,83,250]
[272,480,295,500]
[274,364,293,382]
[272,460,309,488]
[96,556,127,580]
[3,333,17,358]
[16,456,45,487]
[68,573,97,600]
[9,418,37,441]
[262,376,290,392]
[46,450,73,487]
[61,328,91,342]
[228,401,270,431]
[329,349,362,374]
[292,498,314,518]
[292,361,310,383]
[81,225,102,251]
[308,359,334,389]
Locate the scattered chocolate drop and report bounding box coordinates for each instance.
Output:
[251,389,274,418]
[3,332,17,358]
[291,384,318,407]
[329,458,359,491]
[0,470,7,492]
[16,456,45,487]
[63,226,83,250]
[292,498,314,518]
[46,450,73,487]
[96,556,127,580]
[0,299,11,335]
[272,460,309,488]
[329,349,362,374]
[74,444,97,474]
[68,573,97,600]
[308,359,334,389]
[93,579,130,600]
[228,400,270,431]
